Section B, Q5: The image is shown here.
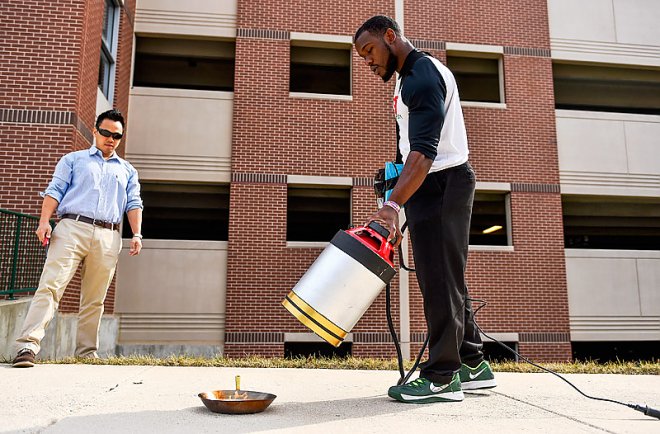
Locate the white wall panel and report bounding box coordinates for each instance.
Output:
[116,240,227,344]
[613,0,660,46]
[565,257,640,317]
[557,110,660,197]
[566,250,660,341]
[548,0,616,43]
[548,0,660,67]
[638,259,660,316]
[135,0,237,38]
[126,88,232,183]
[625,121,660,175]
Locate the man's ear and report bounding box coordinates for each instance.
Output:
[384,28,397,44]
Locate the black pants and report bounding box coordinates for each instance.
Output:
[404,162,483,384]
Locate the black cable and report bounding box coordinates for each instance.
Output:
[385,282,405,382]
[397,221,414,272]
[386,221,428,385]
[385,281,429,386]
[469,298,660,420]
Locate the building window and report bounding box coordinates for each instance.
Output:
[562,195,660,250]
[290,45,351,96]
[553,62,660,115]
[121,183,229,241]
[287,186,351,242]
[470,192,510,246]
[447,54,503,103]
[98,0,119,101]
[133,37,235,91]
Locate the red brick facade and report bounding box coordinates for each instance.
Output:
[225,0,570,361]
[2,0,571,362]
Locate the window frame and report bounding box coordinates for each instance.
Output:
[121,182,230,242]
[131,35,236,92]
[99,0,120,103]
[289,32,353,101]
[469,182,514,251]
[286,175,353,247]
[445,43,506,108]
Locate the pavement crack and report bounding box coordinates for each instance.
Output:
[491,390,619,434]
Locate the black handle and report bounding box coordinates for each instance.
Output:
[367,221,390,239]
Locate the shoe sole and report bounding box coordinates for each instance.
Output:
[461,379,497,390]
[12,361,35,368]
[390,390,464,403]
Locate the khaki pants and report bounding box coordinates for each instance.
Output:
[16,218,122,357]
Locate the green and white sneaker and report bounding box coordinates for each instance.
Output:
[459,360,497,390]
[387,372,464,403]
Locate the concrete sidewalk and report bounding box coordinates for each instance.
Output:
[1,363,658,433]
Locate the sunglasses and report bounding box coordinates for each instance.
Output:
[97,128,123,140]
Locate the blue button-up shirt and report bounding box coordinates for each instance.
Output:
[44,146,143,224]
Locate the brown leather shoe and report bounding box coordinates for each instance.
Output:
[12,348,36,368]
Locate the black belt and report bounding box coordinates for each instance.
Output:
[61,214,120,231]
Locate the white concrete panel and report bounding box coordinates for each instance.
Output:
[638,259,660,316]
[116,241,227,314]
[445,42,504,54]
[290,32,353,45]
[624,121,660,175]
[549,0,660,67]
[548,0,616,42]
[557,111,660,196]
[115,241,227,344]
[570,316,660,341]
[287,175,353,186]
[556,116,627,173]
[135,0,237,38]
[565,257,640,316]
[128,88,232,157]
[613,0,660,46]
[126,88,232,182]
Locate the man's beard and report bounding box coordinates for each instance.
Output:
[382,44,398,82]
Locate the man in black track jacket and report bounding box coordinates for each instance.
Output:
[354,15,497,403]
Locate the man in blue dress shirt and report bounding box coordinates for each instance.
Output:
[12,109,144,367]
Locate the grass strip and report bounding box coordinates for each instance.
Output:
[34,355,660,375]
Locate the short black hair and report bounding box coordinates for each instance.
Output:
[354,15,401,42]
[95,109,125,130]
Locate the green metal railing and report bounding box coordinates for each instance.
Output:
[0,209,50,299]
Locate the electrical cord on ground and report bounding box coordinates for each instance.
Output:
[386,223,659,419]
[469,298,659,420]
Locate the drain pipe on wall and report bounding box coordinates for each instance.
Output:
[394,0,410,361]
[398,211,411,360]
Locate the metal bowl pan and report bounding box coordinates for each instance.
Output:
[198,390,277,414]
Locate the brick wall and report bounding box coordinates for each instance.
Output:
[4,0,572,362]
[225,0,398,356]
[405,0,551,48]
[225,0,570,362]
